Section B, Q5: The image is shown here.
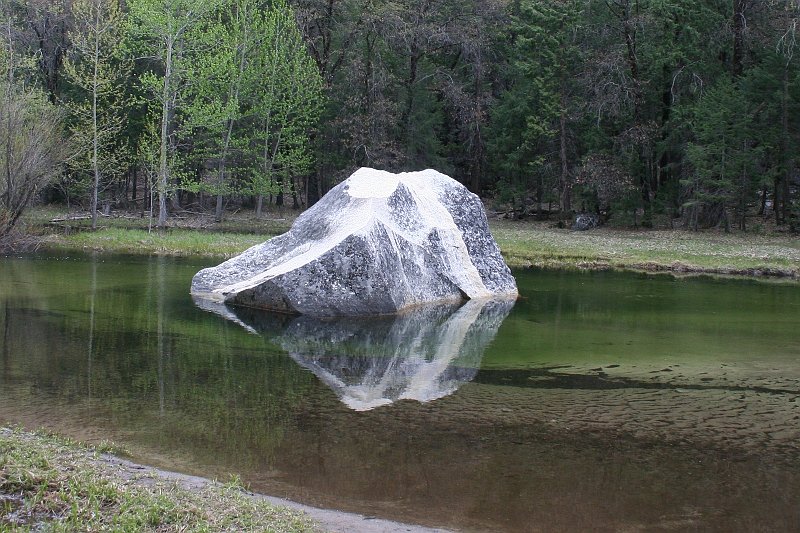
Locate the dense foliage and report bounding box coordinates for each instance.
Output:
[2,0,798,231]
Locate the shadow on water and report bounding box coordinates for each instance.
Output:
[1,254,800,531]
[196,297,515,411]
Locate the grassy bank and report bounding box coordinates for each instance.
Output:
[0,427,316,532]
[42,227,270,256]
[492,219,800,277]
[13,207,800,278]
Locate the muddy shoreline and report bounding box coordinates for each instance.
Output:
[99,453,450,533]
[1,425,449,533]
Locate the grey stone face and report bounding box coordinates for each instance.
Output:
[191,167,518,316]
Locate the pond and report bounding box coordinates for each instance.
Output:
[1,253,799,531]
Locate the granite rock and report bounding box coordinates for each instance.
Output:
[191,167,517,316]
[572,213,601,231]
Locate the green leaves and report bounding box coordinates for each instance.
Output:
[128,0,324,205]
[167,0,324,211]
[63,0,131,210]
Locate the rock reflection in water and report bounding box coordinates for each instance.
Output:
[199,298,515,411]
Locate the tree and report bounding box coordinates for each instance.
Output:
[183,0,258,221]
[487,0,583,216]
[292,0,369,195]
[683,77,758,230]
[772,0,799,227]
[1,4,68,238]
[180,0,323,217]
[571,0,730,226]
[293,0,363,87]
[64,0,129,229]
[14,0,72,102]
[380,0,476,170]
[0,81,68,237]
[127,0,220,227]
[434,0,504,194]
[247,0,323,212]
[321,5,405,175]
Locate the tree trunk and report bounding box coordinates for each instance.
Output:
[142,171,148,217]
[774,177,782,226]
[214,16,249,223]
[782,163,791,225]
[758,185,767,216]
[291,176,300,209]
[215,117,237,223]
[469,39,485,194]
[559,88,571,215]
[782,68,792,225]
[131,166,138,209]
[535,178,543,219]
[90,9,100,230]
[3,15,13,224]
[402,45,420,160]
[619,0,652,226]
[732,0,746,78]
[778,62,792,225]
[739,168,747,231]
[157,36,174,228]
[214,185,224,221]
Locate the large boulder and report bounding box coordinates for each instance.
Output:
[572,213,601,231]
[191,167,518,316]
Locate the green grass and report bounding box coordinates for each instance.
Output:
[23,206,295,235]
[491,219,800,277]
[0,427,317,532]
[44,227,270,257]
[20,207,294,257]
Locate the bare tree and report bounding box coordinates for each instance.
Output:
[0,82,68,237]
[1,3,67,237]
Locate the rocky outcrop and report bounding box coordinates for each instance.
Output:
[191,168,517,316]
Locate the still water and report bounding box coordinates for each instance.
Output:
[1,253,799,531]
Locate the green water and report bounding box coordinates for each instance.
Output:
[1,254,799,531]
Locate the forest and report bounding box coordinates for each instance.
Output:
[1,0,799,236]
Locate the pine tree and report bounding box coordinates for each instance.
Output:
[683,77,758,230]
[487,0,582,216]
